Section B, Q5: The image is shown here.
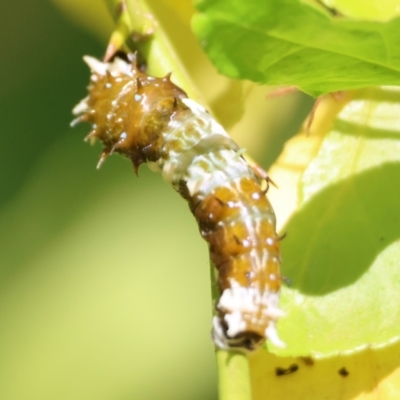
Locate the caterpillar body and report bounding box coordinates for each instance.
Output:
[72,53,285,352]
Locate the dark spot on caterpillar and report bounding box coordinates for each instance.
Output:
[338,367,349,377]
[275,364,299,376]
[233,235,241,245]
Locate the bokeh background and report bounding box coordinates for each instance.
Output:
[0,1,312,398]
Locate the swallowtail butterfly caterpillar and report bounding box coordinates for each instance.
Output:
[72,52,285,352]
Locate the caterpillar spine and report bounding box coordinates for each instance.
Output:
[72,53,285,352]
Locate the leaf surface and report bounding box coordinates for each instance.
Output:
[268,87,400,357]
[193,0,400,96]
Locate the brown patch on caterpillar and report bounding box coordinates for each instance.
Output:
[188,176,282,346]
[72,54,188,170]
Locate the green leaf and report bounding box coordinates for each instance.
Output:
[268,87,400,357]
[192,0,400,96]
[317,0,400,21]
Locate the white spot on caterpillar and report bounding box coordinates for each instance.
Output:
[252,192,261,200]
[218,286,284,320]
[212,316,229,349]
[72,97,90,115]
[83,56,107,76]
[266,237,274,246]
[212,284,285,351]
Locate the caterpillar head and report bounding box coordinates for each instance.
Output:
[71,52,188,171]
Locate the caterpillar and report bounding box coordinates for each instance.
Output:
[71,52,285,352]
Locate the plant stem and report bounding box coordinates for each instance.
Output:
[217,351,252,400]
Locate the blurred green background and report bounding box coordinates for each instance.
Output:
[0,1,312,399]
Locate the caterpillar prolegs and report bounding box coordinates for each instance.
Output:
[72,53,285,352]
